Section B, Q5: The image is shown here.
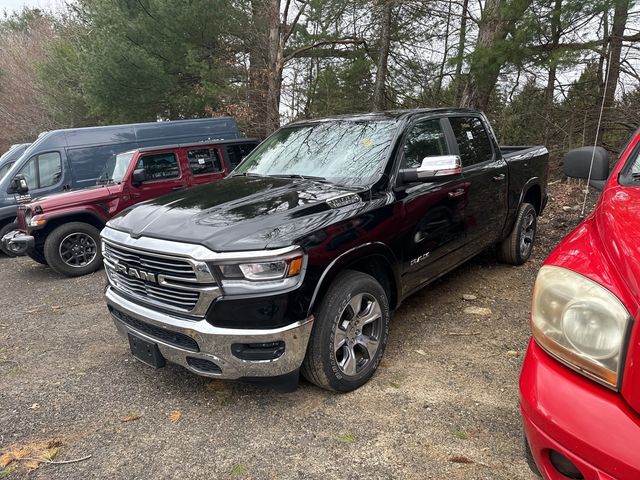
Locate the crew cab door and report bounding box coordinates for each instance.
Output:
[395,117,467,295]
[446,116,508,247]
[129,150,184,203]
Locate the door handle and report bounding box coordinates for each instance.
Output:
[448,188,465,199]
[493,174,506,182]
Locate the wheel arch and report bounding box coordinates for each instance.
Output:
[38,211,106,239]
[307,242,401,316]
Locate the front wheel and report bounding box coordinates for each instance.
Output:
[302,270,390,392]
[0,221,18,257]
[497,202,537,265]
[44,222,103,277]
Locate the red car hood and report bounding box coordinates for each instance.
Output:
[29,185,120,212]
[546,183,640,414]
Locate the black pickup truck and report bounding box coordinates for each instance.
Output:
[101,108,549,392]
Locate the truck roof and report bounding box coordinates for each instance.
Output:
[126,138,261,155]
[288,108,482,126]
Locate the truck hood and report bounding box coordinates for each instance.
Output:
[30,185,118,212]
[107,175,367,251]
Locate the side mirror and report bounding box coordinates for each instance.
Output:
[563,147,609,186]
[132,168,146,186]
[400,155,462,183]
[8,174,29,195]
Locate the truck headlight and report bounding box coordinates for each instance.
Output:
[531,265,631,389]
[213,249,306,295]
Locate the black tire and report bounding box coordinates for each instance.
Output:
[524,435,542,477]
[44,222,103,277]
[0,221,18,257]
[302,270,390,392]
[27,246,48,265]
[497,202,537,265]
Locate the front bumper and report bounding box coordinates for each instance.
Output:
[1,230,33,255]
[520,339,640,480]
[105,286,314,380]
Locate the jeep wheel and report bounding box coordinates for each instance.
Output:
[497,202,537,265]
[302,270,390,392]
[0,221,18,257]
[44,222,103,277]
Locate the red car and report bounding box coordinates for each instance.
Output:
[3,139,258,277]
[520,132,640,479]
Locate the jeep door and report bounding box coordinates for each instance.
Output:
[129,150,185,203]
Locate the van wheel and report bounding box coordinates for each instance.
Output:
[27,247,47,265]
[44,222,103,277]
[0,221,18,257]
[302,270,390,392]
[498,203,537,265]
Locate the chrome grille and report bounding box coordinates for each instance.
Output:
[103,242,196,281]
[102,240,219,316]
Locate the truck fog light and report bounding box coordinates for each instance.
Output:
[562,301,623,359]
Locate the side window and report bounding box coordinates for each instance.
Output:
[448,117,494,167]
[137,152,179,180]
[38,152,63,188]
[226,143,257,169]
[18,152,62,189]
[402,120,449,169]
[187,148,222,175]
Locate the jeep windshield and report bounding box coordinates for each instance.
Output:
[98,152,134,185]
[234,119,400,187]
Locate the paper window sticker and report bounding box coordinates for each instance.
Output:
[466,131,474,140]
[198,158,206,165]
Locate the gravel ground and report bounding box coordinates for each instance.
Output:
[0,183,594,479]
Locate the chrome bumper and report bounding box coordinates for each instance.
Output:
[1,230,33,256]
[105,287,314,379]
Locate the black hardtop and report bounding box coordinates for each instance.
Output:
[131,137,261,155]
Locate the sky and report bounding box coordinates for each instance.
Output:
[0,0,61,14]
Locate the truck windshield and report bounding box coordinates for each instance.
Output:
[98,152,134,184]
[234,120,400,186]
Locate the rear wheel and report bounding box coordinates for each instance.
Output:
[302,270,390,392]
[44,222,103,277]
[497,202,537,265]
[0,221,18,257]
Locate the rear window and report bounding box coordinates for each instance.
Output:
[136,152,180,180]
[449,117,494,166]
[187,148,222,175]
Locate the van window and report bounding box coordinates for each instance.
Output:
[0,161,14,179]
[19,152,62,189]
[137,152,179,180]
[187,148,222,175]
[448,117,494,166]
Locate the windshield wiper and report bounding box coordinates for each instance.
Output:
[269,173,331,183]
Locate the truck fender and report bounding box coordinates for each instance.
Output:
[307,242,402,316]
[39,209,108,234]
[502,178,543,239]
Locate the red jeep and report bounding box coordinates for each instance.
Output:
[4,139,258,276]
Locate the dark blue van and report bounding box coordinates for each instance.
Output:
[0,117,241,253]
[0,143,31,180]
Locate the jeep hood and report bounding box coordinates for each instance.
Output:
[107,176,367,251]
[30,185,118,211]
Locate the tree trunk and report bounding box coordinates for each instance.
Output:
[265,0,284,134]
[460,0,533,111]
[600,0,629,137]
[543,0,562,144]
[249,0,272,137]
[454,0,469,105]
[372,0,392,111]
[436,0,453,98]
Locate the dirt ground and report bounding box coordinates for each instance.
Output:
[0,183,595,479]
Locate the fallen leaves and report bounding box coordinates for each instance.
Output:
[463,306,492,316]
[0,437,65,474]
[168,410,183,424]
[448,454,474,464]
[121,413,142,423]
